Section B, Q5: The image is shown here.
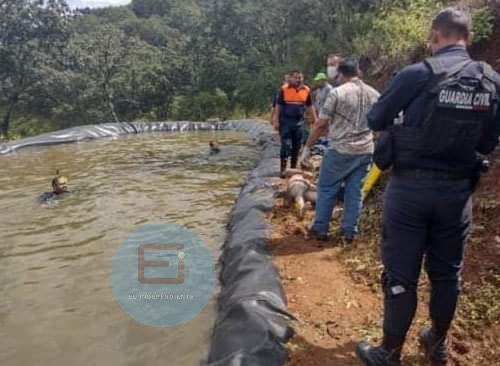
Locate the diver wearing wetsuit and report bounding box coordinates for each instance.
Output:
[209,141,221,155]
[38,172,70,204]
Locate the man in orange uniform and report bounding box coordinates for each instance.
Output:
[270,73,290,126]
[273,70,317,178]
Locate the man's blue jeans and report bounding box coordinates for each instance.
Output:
[311,149,372,238]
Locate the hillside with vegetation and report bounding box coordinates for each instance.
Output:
[0,0,497,139]
[1,1,499,365]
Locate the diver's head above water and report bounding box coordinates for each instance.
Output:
[51,170,69,194]
[209,141,221,155]
[37,170,70,204]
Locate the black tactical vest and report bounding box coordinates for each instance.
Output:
[391,57,498,174]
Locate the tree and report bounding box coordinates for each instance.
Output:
[131,0,170,18]
[113,42,190,120]
[68,24,133,122]
[0,0,70,136]
[2,0,497,136]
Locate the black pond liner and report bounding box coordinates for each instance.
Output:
[0,120,295,366]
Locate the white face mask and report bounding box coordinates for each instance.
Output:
[327,66,338,79]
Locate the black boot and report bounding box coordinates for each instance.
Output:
[280,159,287,178]
[356,334,404,366]
[419,327,448,365]
[306,227,330,241]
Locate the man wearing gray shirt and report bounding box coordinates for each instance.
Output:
[302,58,380,242]
[313,72,333,112]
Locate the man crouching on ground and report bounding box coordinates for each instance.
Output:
[301,58,380,243]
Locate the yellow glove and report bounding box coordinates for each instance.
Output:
[362,164,382,201]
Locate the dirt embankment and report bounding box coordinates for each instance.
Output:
[266,23,500,365]
[268,153,499,365]
[267,149,499,366]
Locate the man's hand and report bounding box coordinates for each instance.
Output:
[271,127,280,142]
[273,104,281,131]
[308,106,319,127]
[272,119,279,131]
[299,146,312,169]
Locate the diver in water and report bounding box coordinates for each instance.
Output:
[38,171,70,204]
[209,141,221,155]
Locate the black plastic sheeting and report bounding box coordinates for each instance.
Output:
[0,120,294,366]
[0,121,230,155]
[208,122,295,366]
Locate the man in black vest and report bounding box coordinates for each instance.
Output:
[356,7,500,366]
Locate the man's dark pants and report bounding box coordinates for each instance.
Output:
[280,123,303,169]
[381,175,472,339]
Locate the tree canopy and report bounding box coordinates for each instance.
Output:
[0,0,496,138]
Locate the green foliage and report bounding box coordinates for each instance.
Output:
[472,6,495,44]
[131,0,170,18]
[289,34,329,82]
[234,66,286,116]
[80,5,136,23]
[67,24,134,122]
[354,0,443,60]
[1,0,498,138]
[10,115,55,138]
[0,0,70,136]
[174,89,230,121]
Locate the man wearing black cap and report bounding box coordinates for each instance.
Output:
[301,57,380,243]
[356,7,500,366]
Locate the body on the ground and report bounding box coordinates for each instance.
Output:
[284,168,317,219]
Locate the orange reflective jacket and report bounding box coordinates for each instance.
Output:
[281,85,311,104]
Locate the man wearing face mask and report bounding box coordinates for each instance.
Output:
[356,7,500,366]
[327,54,342,86]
